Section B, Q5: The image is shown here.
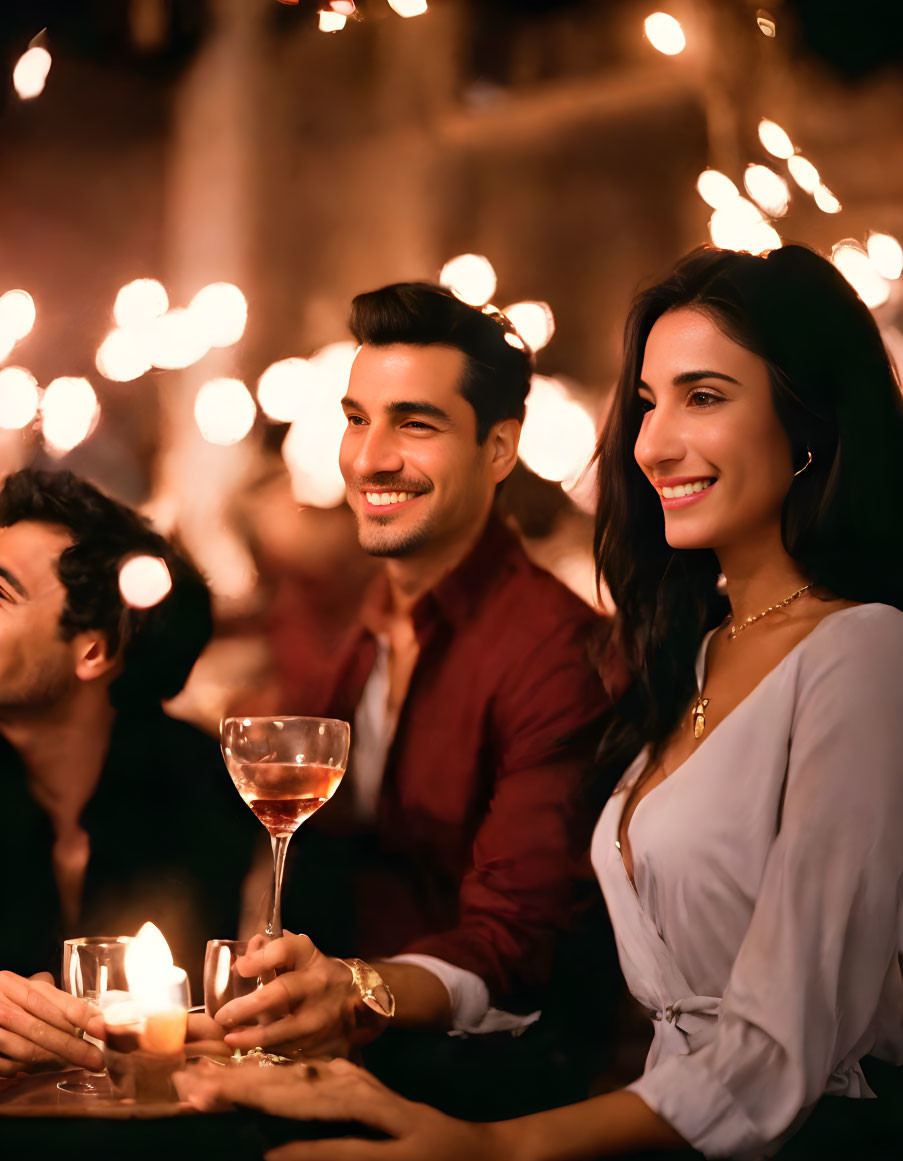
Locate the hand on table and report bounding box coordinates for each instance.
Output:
[215,933,385,1059]
[175,1057,503,1161]
[0,970,105,1076]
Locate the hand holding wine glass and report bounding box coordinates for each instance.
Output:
[221,716,350,938]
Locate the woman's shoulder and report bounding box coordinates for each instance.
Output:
[796,602,903,687]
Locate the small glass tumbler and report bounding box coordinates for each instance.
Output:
[100,970,190,1102]
[203,939,258,1019]
[59,935,132,1095]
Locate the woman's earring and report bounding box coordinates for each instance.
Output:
[793,448,813,477]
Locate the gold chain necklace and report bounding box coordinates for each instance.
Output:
[726,583,813,640]
[691,583,813,739]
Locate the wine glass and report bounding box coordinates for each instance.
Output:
[221,716,350,938]
[58,935,132,1095]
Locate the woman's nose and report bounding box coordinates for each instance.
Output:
[634,404,686,473]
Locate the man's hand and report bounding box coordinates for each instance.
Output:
[214,933,385,1059]
[175,1057,504,1161]
[0,971,105,1077]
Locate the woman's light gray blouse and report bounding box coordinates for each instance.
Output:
[592,604,903,1159]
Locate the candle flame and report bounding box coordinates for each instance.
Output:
[125,922,174,1000]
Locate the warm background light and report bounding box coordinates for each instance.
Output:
[13,46,52,100]
[696,170,739,210]
[519,375,597,487]
[257,357,316,422]
[281,341,354,508]
[813,185,841,214]
[41,377,100,453]
[319,10,347,32]
[756,11,777,37]
[189,282,247,348]
[0,367,39,429]
[194,377,256,445]
[866,232,903,281]
[118,555,173,609]
[330,1,356,13]
[643,13,686,56]
[743,164,789,217]
[439,254,497,307]
[503,301,555,352]
[709,198,781,255]
[96,329,153,382]
[146,308,210,370]
[0,290,36,342]
[114,278,169,328]
[758,118,794,160]
[832,242,890,309]
[787,154,820,193]
[387,0,429,16]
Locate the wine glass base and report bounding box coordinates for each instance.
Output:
[57,1073,112,1096]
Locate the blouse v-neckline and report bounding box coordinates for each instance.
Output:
[615,604,865,892]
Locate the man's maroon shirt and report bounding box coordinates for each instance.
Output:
[282,514,617,1008]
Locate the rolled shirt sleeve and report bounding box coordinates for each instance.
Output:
[630,608,903,1158]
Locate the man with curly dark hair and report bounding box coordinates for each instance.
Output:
[0,469,256,1078]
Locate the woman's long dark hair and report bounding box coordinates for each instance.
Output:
[592,244,903,793]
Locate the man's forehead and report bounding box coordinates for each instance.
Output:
[348,342,467,404]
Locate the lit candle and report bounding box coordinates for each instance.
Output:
[101,923,190,1101]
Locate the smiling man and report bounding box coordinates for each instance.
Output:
[217,283,622,1112]
[0,469,256,1076]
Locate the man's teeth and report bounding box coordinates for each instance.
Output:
[365,491,418,506]
[661,479,715,499]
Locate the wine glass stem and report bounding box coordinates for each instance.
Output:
[267,834,292,937]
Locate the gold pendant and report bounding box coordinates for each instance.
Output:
[691,696,709,739]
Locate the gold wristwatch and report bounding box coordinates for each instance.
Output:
[342,958,396,1018]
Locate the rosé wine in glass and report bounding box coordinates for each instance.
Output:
[221,716,350,937]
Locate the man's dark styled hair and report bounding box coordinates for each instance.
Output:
[349,281,533,443]
[0,469,213,709]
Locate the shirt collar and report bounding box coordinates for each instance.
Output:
[357,511,522,640]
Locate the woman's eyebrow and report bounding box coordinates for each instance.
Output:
[671,370,740,386]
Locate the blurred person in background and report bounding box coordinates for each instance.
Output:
[218,283,624,1116]
[0,469,256,1077]
[182,247,903,1158]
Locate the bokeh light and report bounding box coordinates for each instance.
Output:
[743,164,789,217]
[0,367,39,429]
[118,555,173,610]
[643,13,686,55]
[503,301,556,352]
[519,376,597,487]
[439,254,497,307]
[319,10,347,31]
[758,118,794,160]
[113,279,169,328]
[832,242,890,309]
[756,10,776,37]
[194,377,257,445]
[0,290,36,342]
[866,232,903,281]
[330,1,356,13]
[257,357,317,422]
[813,184,842,214]
[41,377,100,453]
[13,47,52,100]
[787,154,820,194]
[387,0,429,15]
[696,170,740,210]
[281,341,355,508]
[146,308,210,370]
[709,199,781,255]
[189,282,247,348]
[96,329,153,382]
